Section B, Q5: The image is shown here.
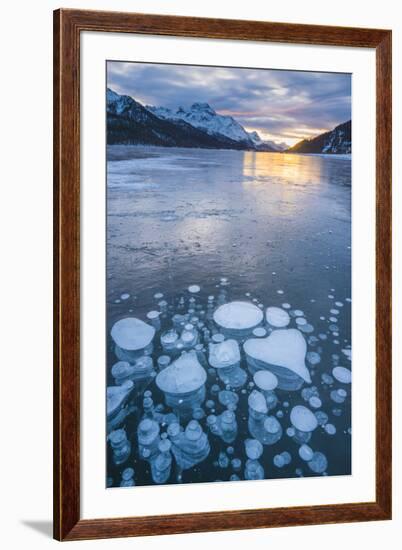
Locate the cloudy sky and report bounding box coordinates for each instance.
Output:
[107,61,351,147]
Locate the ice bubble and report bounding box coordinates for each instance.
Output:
[212,333,225,343]
[309,396,322,409]
[171,420,210,470]
[209,339,240,369]
[341,348,352,361]
[109,428,131,465]
[253,327,267,337]
[290,405,318,432]
[244,459,264,480]
[332,366,352,384]
[219,390,239,408]
[273,454,285,468]
[299,323,314,334]
[156,352,206,395]
[157,355,171,370]
[218,452,230,468]
[107,380,134,418]
[321,373,333,385]
[282,303,291,309]
[111,317,155,351]
[248,390,268,415]
[213,301,263,334]
[111,361,136,385]
[220,410,238,443]
[306,352,321,366]
[315,410,329,426]
[281,451,291,464]
[120,293,130,300]
[299,444,314,461]
[244,329,311,390]
[277,290,284,295]
[330,389,346,403]
[335,301,344,307]
[308,452,328,474]
[295,317,307,326]
[147,310,160,320]
[160,329,179,352]
[154,292,164,299]
[330,309,340,315]
[264,416,281,435]
[231,458,242,471]
[324,423,337,435]
[122,467,134,481]
[266,307,290,328]
[245,439,263,460]
[286,427,296,437]
[188,285,201,294]
[253,370,278,391]
[293,310,304,317]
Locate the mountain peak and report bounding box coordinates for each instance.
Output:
[190,102,215,114]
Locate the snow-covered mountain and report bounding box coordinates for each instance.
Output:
[287,120,351,155]
[107,88,252,149]
[248,131,288,152]
[148,102,255,146]
[107,88,288,152]
[148,102,287,152]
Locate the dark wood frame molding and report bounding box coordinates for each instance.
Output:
[54,8,392,541]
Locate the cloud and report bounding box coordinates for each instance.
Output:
[107,61,351,145]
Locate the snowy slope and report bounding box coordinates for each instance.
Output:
[148,102,254,145]
[287,121,351,155]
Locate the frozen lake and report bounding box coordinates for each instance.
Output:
[106,145,352,487]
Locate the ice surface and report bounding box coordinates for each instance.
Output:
[213,301,263,330]
[266,306,290,328]
[290,405,318,432]
[111,317,155,351]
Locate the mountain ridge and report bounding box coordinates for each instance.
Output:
[107,89,280,151]
[287,120,351,155]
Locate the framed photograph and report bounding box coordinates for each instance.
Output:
[54,8,392,541]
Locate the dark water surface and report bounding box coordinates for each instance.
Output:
[106,146,352,488]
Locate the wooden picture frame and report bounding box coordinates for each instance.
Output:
[53,8,392,541]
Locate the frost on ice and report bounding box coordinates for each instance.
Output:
[244,329,311,390]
